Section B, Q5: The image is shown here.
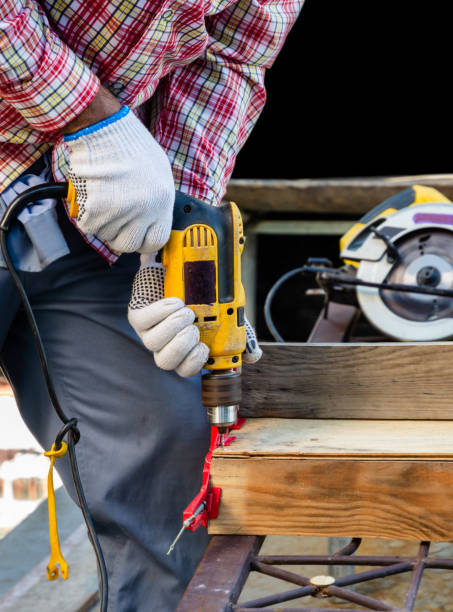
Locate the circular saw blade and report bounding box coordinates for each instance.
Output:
[357,229,453,341]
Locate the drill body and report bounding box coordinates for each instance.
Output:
[162,191,246,432]
[68,183,247,431]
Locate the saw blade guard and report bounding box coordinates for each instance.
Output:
[355,203,453,341]
[340,185,452,264]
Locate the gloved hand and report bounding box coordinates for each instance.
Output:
[243,318,263,364]
[55,105,175,254]
[128,254,262,377]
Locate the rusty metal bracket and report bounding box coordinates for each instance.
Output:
[177,536,453,611]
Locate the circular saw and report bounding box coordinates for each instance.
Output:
[339,185,453,340]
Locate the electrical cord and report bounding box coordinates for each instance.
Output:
[264,267,305,342]
[0,183,108,611]
[264,259,453,344]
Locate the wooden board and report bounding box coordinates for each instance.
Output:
[210,419,453,541]
[218,418,453,460]
[210,458,453,541]
[225,176,453,215]
[240,343,453,420]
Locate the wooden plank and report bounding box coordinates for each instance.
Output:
[305,302,360,585]
[306,301,359,582]
[210,457,453,541]
[240,343,453,420]
[176,536,263,612]
[246,220,352,235]
[209,419,453,540]
[216,418,453,460]
[225,176,453,214]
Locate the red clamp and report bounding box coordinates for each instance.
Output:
[183,418,246,532]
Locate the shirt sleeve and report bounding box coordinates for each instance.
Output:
[0,0,100,132]
[148,0,303,206]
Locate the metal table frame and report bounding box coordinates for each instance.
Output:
[177,535,453,611]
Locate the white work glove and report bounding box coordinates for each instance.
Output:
[244,318,263,364]
[128,254,262,378]
[56,105,175,253]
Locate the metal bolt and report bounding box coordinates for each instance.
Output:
[310,575,335,587]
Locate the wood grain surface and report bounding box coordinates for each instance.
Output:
[210,457,453,541]
[240,343,453,420]
[225,176,453,214]
[210,418,453,540]
[216,418,453,460]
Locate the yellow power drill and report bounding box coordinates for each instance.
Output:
[68,186,247,441]
[162,191,246,443]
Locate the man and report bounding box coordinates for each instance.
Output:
[0,1,302,609]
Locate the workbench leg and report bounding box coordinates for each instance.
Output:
[327,537,355,582]
[176,535,264,612]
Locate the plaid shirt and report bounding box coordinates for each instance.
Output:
[0,0,302,261]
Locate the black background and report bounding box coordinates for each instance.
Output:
[233,0,450,179]
[233,0,451,341]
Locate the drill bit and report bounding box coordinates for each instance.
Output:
[166,523,188,556]
[220,433,225,449]
[166,501,206,555]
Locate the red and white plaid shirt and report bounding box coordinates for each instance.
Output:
[0,0,302,260]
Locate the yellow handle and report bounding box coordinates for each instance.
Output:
[44,442,69,580]
[67,180,79,219]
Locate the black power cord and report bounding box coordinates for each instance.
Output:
[0,183,108,611]
[264,267,305,342]
[264,262,453,342]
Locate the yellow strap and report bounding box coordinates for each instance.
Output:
[67,179,79,219]
[44,442,69,581]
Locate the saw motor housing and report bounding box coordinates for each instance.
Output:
[339,185,453,341]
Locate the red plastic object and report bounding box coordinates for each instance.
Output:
[183,420,246,532]
[230,417,246,430]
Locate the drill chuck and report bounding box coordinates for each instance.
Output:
[202,370,241,432]
[206,406,238,433]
